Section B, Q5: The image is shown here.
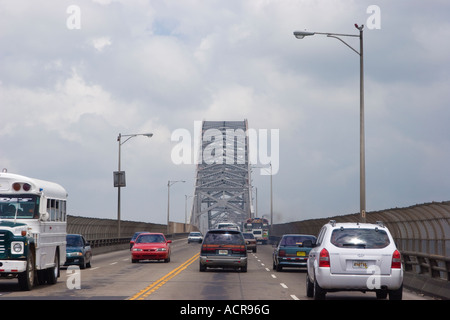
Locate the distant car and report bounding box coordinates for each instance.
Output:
[273,234,316,271]
[216,222,240,231]
[243,232,257,253]
[306,221,403,300]
[199,229,247,272]
[188,232,203,243]
[131,233,172,263]
[65,234,92,269]
[130,231,149,249]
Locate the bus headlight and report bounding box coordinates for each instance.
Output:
[11,242,24,254]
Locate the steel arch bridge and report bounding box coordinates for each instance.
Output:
[190,120,252,234]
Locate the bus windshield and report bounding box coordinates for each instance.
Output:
[0,195,39,219]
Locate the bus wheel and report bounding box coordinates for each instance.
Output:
[46,250,59,284]
[18,254,35,291]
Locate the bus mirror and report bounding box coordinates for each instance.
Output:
[39,196,48,220]
[40,211,49,221]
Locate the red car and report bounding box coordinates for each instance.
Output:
[131,233,172,263]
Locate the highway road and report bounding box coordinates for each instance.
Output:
[0,238,435,301]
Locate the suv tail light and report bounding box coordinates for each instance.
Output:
[319,248,330,268]
[391,250,401,269]
[201,245,215,254]
[279,250,286,257]
[232,246,246,254]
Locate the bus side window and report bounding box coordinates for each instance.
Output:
[46,199,66,221]
[55,200,61,221]
[61,201,66,221]
[47,199,57,221]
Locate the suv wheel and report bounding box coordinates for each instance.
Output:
[306,273,314,298]
[376,290,388,299]
[389,284,403,300]
[314,278,326,300]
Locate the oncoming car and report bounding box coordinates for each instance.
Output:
[306,221,403,300]
[188,232,203,243]
[273,234,316,271]
[131,233,172,263]
[65,234,92,269]
[199,229,247,272]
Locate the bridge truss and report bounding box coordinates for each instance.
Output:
[190,120,252,233]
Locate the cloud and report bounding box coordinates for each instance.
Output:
[0,1,449,225]
[91,37,112,52]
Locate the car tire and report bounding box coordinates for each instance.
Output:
[306,273,314,298]
[80,258,86,269]
[241,265,247,272]
[314,278,326,300]
[199,262,206,272]
[389,284,403,300]
[376,290,388,299]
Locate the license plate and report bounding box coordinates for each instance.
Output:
[353,261,368,269]
[297,251,306,256]
[218,250,229,255]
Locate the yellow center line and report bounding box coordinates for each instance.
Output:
[128,252,200,300]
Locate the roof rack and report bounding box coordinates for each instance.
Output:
[329,220,336,227]
[376,221,385,227]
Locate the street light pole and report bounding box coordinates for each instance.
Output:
[293,24,366,222]
[167,180,186,235]
[116,132,153,238]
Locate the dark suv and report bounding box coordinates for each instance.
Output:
[199,229,247,272]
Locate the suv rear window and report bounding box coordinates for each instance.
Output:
[204,231,244,245]
[331,228,390,249]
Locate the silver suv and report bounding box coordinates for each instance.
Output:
[306,221,403,300]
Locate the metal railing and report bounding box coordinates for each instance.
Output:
[68,201,449,284]
[272,201,450,284]
[402,251,450,280]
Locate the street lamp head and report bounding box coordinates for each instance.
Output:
[355,23,364,31]
[293,31,315,39]
[143,133,153,138]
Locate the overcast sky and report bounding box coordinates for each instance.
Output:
[1,0,449,225]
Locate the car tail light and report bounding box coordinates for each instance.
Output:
[391,250,401,269]
[201,245,217,254]
[232,247,246,254]
[319,248,330,267]
[279,250,286,257]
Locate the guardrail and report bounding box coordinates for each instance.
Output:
[88,233,190,248]
[88,237,130,248]
[403,251,450,280]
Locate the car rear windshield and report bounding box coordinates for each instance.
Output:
[280,235,316,246]
[204,231,244,245]
[331,228,390,249]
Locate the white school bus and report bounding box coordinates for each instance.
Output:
[0,171,67,290]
